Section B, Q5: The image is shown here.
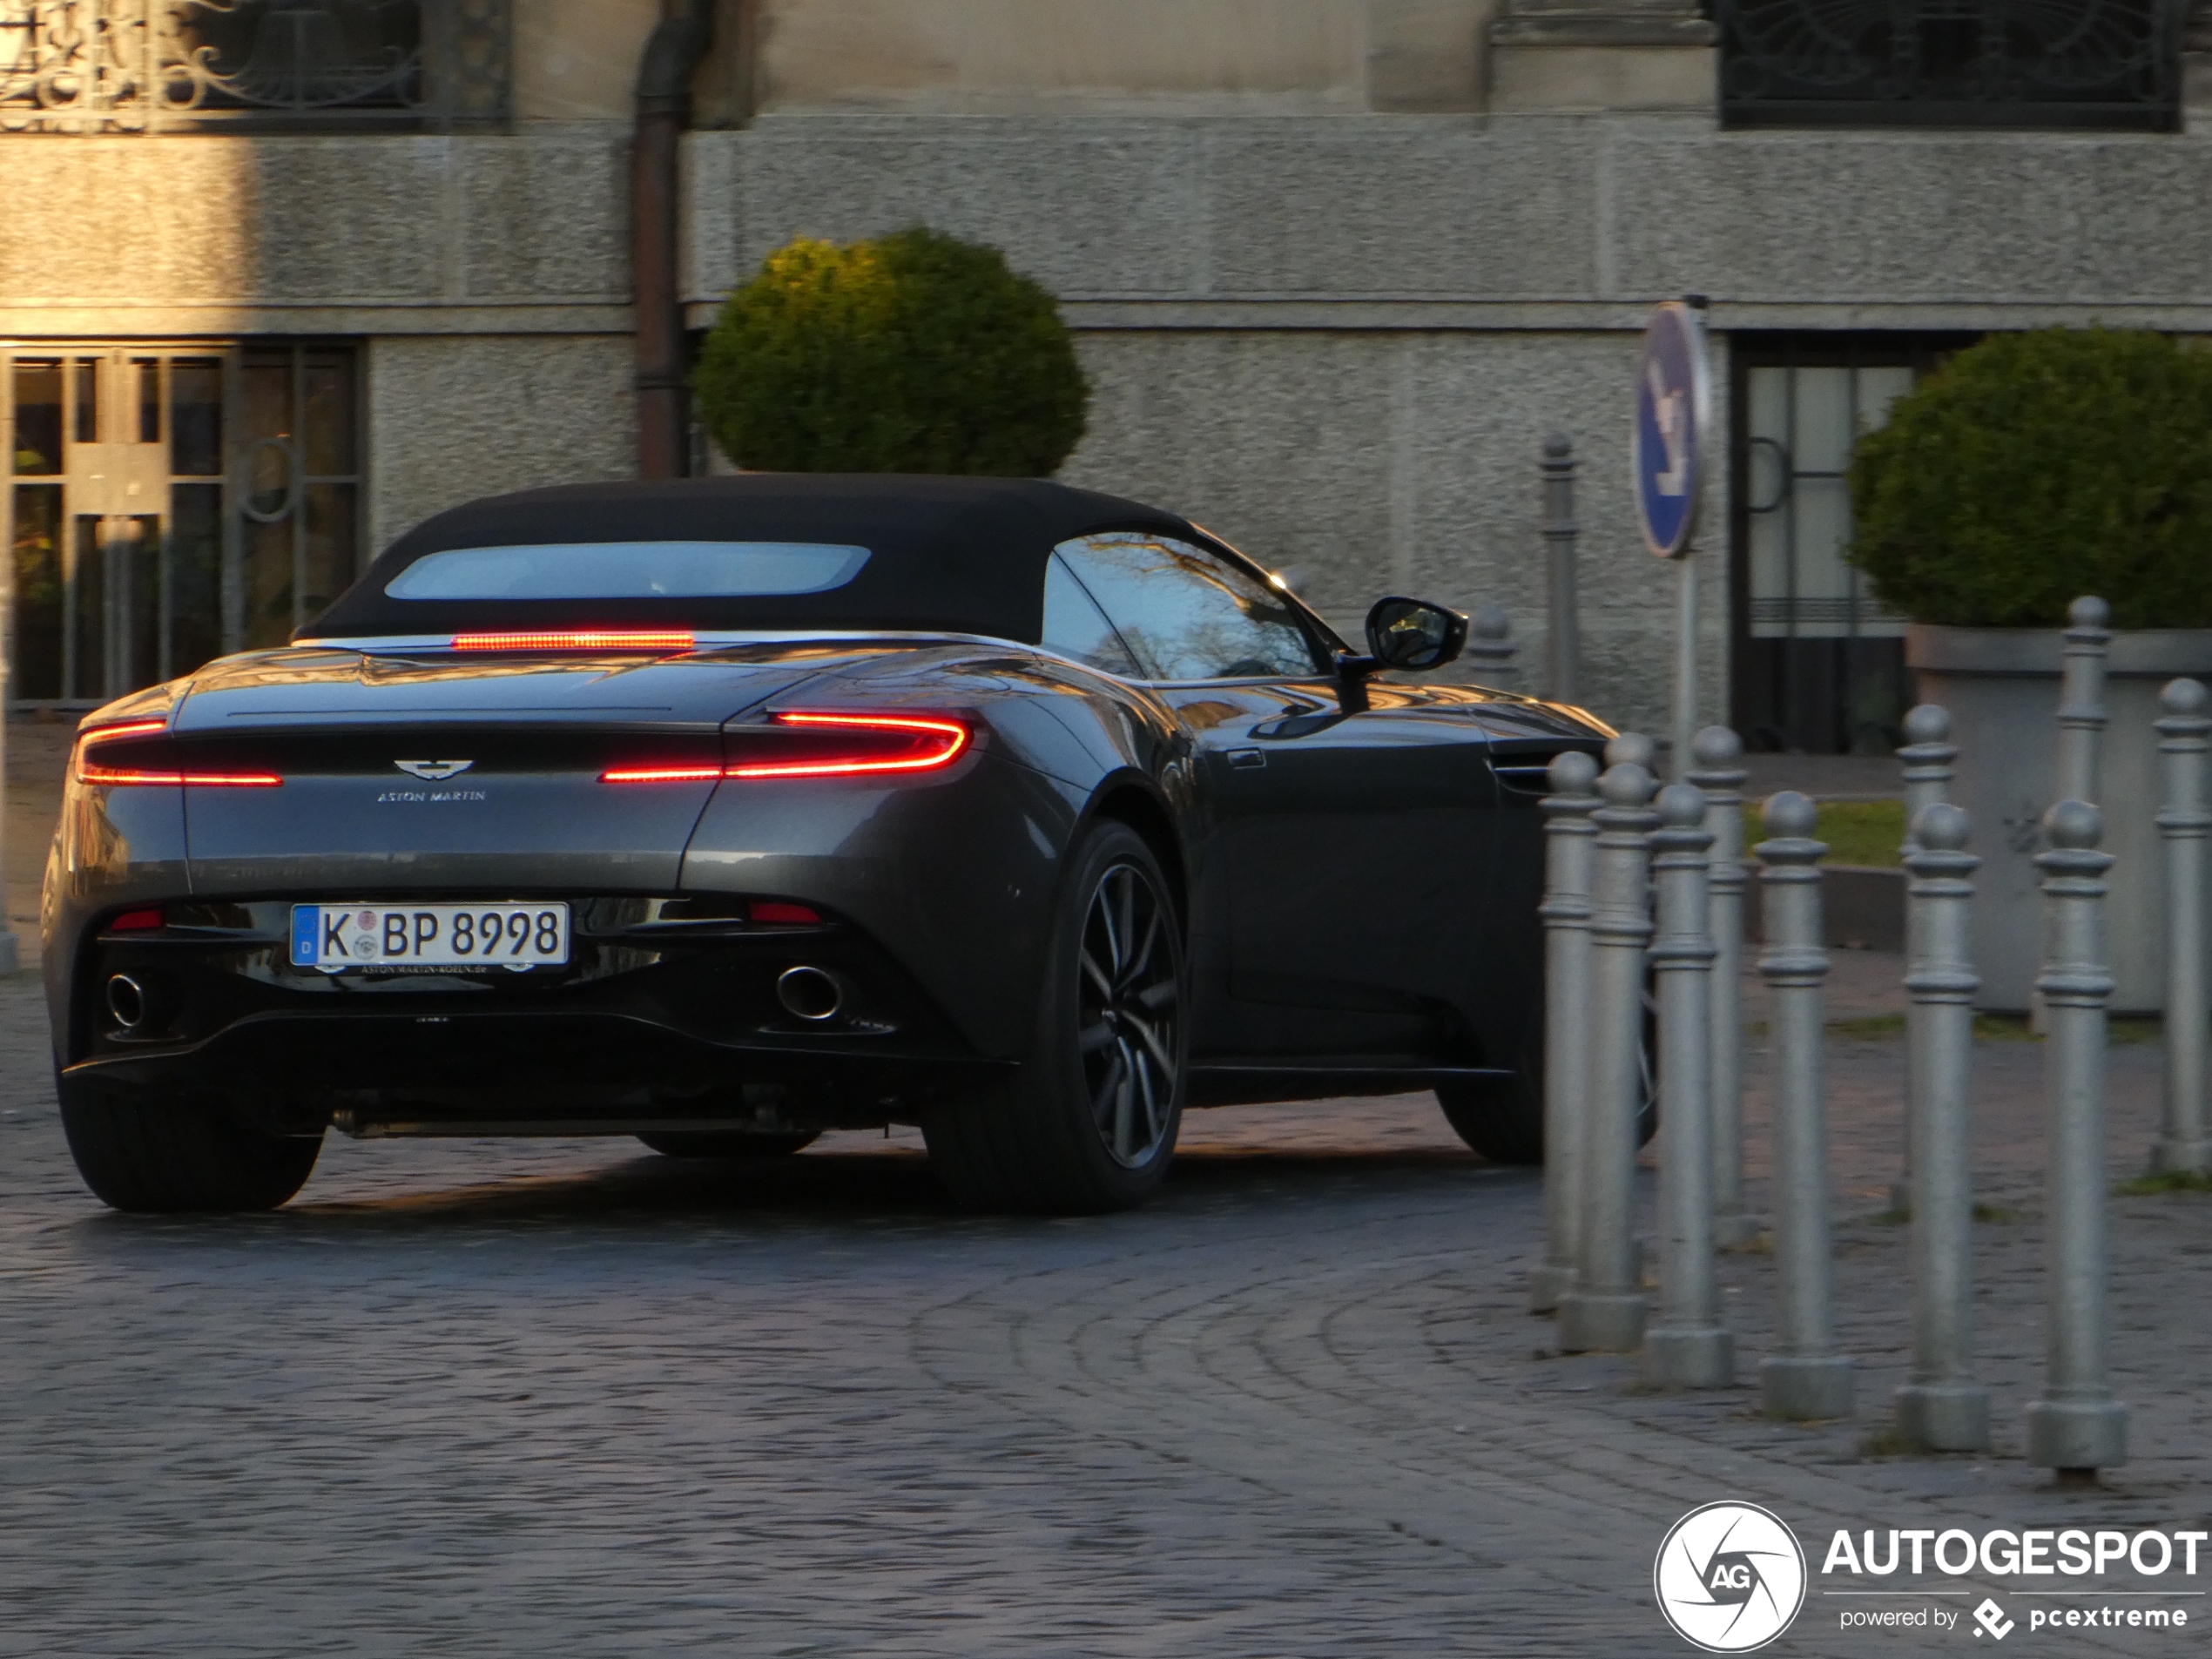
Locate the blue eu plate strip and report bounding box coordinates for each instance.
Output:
[290,906,319,967]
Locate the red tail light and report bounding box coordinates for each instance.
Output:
[600,765,724,785]
[726,712,970,779]
[108,907,164,932]
[602,712,971,785]
[76,723,282,788]
[452,631,696,653]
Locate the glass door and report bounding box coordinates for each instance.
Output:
[2,341,360,707]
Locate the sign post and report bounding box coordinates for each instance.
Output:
[1633,298,1713,779]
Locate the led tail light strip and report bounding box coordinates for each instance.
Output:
[75,719,283,788]
[452,631,697,653]
[601,712,971,784]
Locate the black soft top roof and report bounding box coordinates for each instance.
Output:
[304,474,1200,644]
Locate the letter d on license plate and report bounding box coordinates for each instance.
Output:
[290,902,570,969]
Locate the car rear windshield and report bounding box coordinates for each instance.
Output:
[382,542,873,601]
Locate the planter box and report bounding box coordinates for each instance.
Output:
[1908,623,2212,1014]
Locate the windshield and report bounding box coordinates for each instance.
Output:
[383,541,873,602]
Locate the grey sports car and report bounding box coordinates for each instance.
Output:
[43,474,1612,1214]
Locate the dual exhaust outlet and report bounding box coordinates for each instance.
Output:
[109,965,853,1030]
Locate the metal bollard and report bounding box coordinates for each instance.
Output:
[1688,725,1755,1249]
[1467,603,1518,689]
[2056,597,2110,806]
[2027,800,2129,1478]
[2153,678,2212,1177]
[1893,803,1990,1452]
[1756,792,1854,1419]
[1532,749,1602,1312]
[1645,783,1734,1387]
[1892,704,1958,1213]
[1898,704,1955,860]
[1605,731,1656,772]
[1557,755,1656,1353]
[1541,434,1581,705]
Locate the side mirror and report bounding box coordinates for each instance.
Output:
[1364,597,1467,672]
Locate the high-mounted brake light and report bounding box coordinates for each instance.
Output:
[74,719,282,788]
[452,631,696,653]
[600,711,971,784]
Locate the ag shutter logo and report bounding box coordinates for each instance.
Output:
[1656,1502,1808,1652]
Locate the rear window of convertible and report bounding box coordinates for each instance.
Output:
[383,542,873,601]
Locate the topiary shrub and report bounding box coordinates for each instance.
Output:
[691,226,1089,476]
[1849,329,2212,630]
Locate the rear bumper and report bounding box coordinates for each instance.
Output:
[65,900,1005,1131]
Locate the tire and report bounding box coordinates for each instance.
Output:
[923,820,1187,1214]
[636,1130,819,1159]
[1436,996,1658,1165]
[58,1073,321,1213]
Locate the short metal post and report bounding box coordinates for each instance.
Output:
[1541,434,1581,705]
[2027,799,2128,1478]
[1756,792,1854,1419]
[2057,597,2109,806]
[1645,782,1733,1387]
[1898,704,1955,860]
[1557,753,1656,1354]
[1605,731,1655,772]
[1688,725,1754,1248]
[2153,678,2212,1176]
[1894,802,1990,1452]
[1891,704,1957,1212]
[1467,603,1518,690]
[1532,749,1602,1312]
[1670,549,1700,781]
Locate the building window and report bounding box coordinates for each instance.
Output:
[3,341,361,705]
[1728,334,1973,756]
[1714,0,2182,131]
[0,1,510,133]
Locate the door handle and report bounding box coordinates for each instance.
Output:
[1226,748,1266,770]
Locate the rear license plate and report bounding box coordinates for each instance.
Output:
[290,903,570,970]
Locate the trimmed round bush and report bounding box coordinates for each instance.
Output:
[1849,329,2212,630]
[692,226,1089,476]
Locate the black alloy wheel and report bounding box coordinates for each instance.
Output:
[924,820,1186,1213]
[1436,992,1658,1165]
[1077,860,1180,1170]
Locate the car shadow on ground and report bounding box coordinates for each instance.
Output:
[57,1143,1520,1246]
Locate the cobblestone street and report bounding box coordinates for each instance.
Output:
[4,955,2212,1656]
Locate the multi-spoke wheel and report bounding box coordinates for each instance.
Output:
[1437,993,1657,1165]
[924,820,1186,1212]
[1076,861,1180,1170]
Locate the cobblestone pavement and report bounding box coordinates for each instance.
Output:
[4,954,2212,1657]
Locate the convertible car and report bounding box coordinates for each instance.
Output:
[43,474,1612,1214]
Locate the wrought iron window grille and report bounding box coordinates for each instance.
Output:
[1,0,511,133]
[1714,0,2184,130]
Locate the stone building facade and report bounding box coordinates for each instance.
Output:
[4,1,2209,747]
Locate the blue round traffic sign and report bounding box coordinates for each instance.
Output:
[1633,301,1712,560]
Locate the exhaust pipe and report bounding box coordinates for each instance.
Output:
[776,965,846,1022]
[105,973,147,1029]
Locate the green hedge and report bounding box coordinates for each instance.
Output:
[692,226,1088,476]
[1849,329,2212,629]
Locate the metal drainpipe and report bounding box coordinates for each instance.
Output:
[633,0,718,478]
